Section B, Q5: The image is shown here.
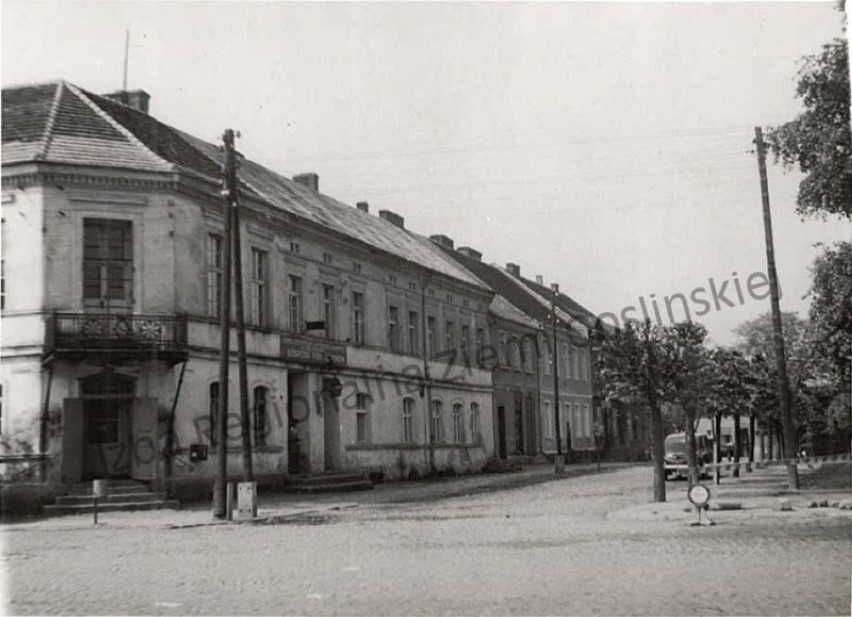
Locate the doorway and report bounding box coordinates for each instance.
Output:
[80,371,134,480]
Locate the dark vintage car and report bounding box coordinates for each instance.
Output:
[664,432,713,480]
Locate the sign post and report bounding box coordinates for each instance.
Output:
[92,479,108,525]
[688,483,714,527]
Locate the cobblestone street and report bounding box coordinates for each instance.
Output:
[3,464,851,615]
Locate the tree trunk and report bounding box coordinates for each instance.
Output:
[714,412,722,485]
[733,410,742,478]
[768,424,774,461]
[649,401,666,502]
[684,407,699,486]
[748,412,756,470]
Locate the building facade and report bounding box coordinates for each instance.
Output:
[434,240,596,461]
[0,81,495,495]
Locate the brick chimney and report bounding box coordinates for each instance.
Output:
[506,263,520,277]
[457,246,482,261]
[293,173,319,192]
[429,234,454,250]
[536,275,544,285]
[102,89,151,114]
[378,210,405,229]
[356,201,369,213]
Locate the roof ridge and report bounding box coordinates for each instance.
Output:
[37,80,65,160]
[492,266,586,336]
[64,82,175,172]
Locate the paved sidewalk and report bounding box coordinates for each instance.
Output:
[4,460,848,531]
[610,461,852,523]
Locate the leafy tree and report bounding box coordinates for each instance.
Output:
[765,34,851,219]
[658,321,712,485]
[807,241,852,388]
[596,320,668,502]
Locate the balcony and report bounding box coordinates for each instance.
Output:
[44,312,188,365]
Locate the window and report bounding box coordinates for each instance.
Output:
[323,251,333,264]
[544,401,553,438]
[427,316,436,357]
[83,219,133,305]
[584,404,591,439]
[509,337,521,369]
[445,320,455,355]
[388,305,400,351]
[288,275,303,332]
[408,281,417,292]
[562,344,570,382]
[353,261,362,274]
[250,248,269,326]
[356,393,370,443]
[469,402,480,444]
[403,398,415,444]
[289,241,300,253]
[430,400,443,443]
[322,284,336,339]
[475,328,484,353]
[499,331,507,366]
[388,274,397,285]
[352,291,365,344]
[206,234,223,318]
[253,386,269,446]
[543,342,551,376]
[209,382,220,446]
[461,325,470,359]
[408,311,420,355]
[523,338,534,373]
[452,403,464,443]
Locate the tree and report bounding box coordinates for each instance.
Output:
[765,35,851,219]
[597,320,668,502]
[658,321,712,485]
[808,241,852,388]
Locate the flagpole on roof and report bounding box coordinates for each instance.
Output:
[122,30,129,91]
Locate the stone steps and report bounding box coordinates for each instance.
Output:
[43,499,180,516]
[43,480,180,516]
[285,473,373,494]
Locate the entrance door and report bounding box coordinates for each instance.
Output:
[287,372,309,474]
[514,396,525,455]
[83,396,132,479]
[497,406,507,459]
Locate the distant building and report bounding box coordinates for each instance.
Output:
[436,244,595,461]
[0,81,495,495]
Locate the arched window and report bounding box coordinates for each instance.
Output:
[253,385,269,446]
[452,403,464,443]
[469,402,480,444]
[402,398,415,444]
[430,400,443,443]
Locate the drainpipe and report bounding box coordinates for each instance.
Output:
[164,360,188,498]
[534,328,544,458]
[420,272,433,476]
[39,361,55,482]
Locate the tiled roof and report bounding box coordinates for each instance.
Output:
[1,80,488,292]
[516,276,599,329]
[438,244,599,336]
[2,81,172,171]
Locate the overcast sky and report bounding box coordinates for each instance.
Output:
[3,1,849,345]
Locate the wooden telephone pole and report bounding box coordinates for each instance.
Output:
[213,129,236,519]
[552,283,565,474]
[754,126,799,490]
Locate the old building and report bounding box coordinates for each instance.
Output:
[0,81,495,497]
[434,240,596,461]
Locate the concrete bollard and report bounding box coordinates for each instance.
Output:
[235,481,258,521]
[778,499,793,512]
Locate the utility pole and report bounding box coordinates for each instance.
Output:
[552,283,565,474]
[213,128,236,519]
[231,145,254,482]
[754,126,799,490]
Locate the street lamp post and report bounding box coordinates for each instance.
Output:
[552,283,565,475]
